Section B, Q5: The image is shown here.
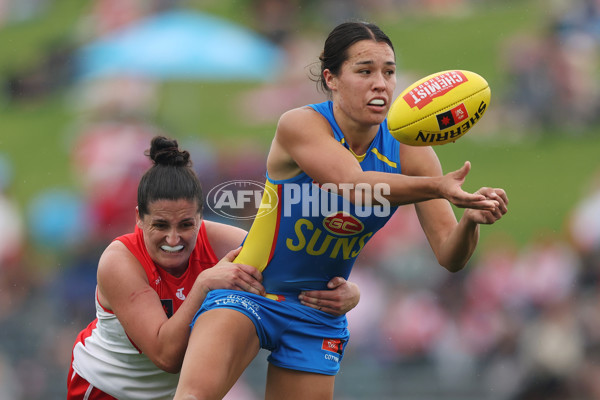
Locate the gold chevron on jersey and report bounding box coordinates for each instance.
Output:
[370,147,397,168]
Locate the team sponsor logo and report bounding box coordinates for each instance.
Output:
[286,218,373,260]
[322,338,345,355]
[161,299,173,318]
[322,212,364,236]
[436,103,469,129]
[214,294,262,320]
[206,180,278,220]
[176,288,186,301]
[415,100,488,144]
[403,71,468,110]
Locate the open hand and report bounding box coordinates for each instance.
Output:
[298,277,360,316]
[440,161,499,211]
[196,247,265,296]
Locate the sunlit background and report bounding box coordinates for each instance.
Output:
[1,0,600,398]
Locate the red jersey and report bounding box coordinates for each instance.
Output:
[117,222,218,317]
[68,221,219,400]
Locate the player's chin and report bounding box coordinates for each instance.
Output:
[365,110,388,125]
[158,252,191,270]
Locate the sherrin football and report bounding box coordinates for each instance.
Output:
[387,70,490,146]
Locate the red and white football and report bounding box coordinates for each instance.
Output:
[387,70,490,146]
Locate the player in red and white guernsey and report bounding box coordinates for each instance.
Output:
[67,136,361,400]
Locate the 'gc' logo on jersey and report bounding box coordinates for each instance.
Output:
[323,212,364,236]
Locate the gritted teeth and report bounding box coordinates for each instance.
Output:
[369,99,385,106]
[161,245,184,252]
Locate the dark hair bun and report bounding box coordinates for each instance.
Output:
[147,136,191,167]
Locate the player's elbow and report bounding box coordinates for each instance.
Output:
[441,261,467,273]
[434,236,477,273]
[152,355,183,374]
[436,252,468,273]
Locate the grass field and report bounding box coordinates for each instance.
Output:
[0,0,598,251]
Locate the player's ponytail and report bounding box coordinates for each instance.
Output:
[137,136,203,217]
[147,136,191,168]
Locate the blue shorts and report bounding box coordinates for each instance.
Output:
[191,289,350,375]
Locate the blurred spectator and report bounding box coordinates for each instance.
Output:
[5,41,76,103]
[345,264,388,353]
[0,153,32,322]
[250,0,299,45]
[86,0,149,37]
[380,290,448,360]
[70,119,157,241]
[519,296,584,379]
[179,136,221,192]
[500,0,600,136]
[26,188,92,252]
[510,235,579,309]
[0,154,23,268]
[567,168,600,285]
[0,0,52,27]
[237,33,327,125]
[553,0,600,42]
[569,185,600,256]
[510,373,575,400]
[578,343,600,399]
[0,352,22,399]
[364,206,446,290]
[463,233,519,312]
[70,76,159,120]
[499,33,561,134]
[78,0,184,40]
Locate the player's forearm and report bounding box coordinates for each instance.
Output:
[154,284,208,373]
[436,216,480,272]
[346,171,441,207]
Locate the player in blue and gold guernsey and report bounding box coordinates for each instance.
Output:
[175,21,508,400]
[235,99,402,297]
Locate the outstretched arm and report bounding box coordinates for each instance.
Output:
[269,107,498,211]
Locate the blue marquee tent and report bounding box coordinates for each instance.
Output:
[76,10,285,82]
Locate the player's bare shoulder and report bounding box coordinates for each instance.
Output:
[277,106,323,137]
[99,240,132,269]
[269,107,322,180]
[98,240,147,282]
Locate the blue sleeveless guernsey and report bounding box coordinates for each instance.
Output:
[235,100,401,300]
[193,101,402,375]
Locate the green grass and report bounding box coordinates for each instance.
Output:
[435,134,600,246]
[377,0,547,91]
[0,0,90,76]
[0,95,75,203]
[156,81,274,142]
